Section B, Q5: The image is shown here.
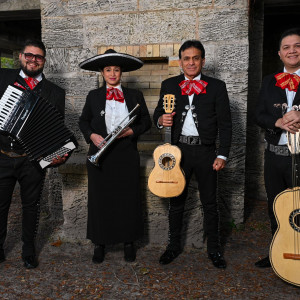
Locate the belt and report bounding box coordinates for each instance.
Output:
[179,135,202,145]
[1,149,27,158]
[265,143,290,156]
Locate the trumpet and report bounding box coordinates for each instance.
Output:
[88,103,140,166]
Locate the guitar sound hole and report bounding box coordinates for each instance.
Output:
[289,209,300,232]
[294,214,300,228]
[162,157,172,167]
[158,153,176,170]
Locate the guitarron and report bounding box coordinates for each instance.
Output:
[270,131,300,287]
[148,94,185,198]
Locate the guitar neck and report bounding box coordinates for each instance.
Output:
[165,126,171,144]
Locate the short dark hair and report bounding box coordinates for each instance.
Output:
[179,40,205,59]
[21,39,46,57]
[279,28,300,49]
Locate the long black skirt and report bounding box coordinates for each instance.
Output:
[86,137,144,245]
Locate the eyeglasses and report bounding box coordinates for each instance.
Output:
[22,52,45,62]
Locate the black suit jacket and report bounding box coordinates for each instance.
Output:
[153,74,232,157]
[79,85,151,155]
[0,68,65,152]
[256,70,300,145]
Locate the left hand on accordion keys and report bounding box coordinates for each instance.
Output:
[50,153,69,166]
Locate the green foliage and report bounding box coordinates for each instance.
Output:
[228,218,245,231]
[1,57,14,68]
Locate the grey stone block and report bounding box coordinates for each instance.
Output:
[139,0,212,10]
[199,8,248,42]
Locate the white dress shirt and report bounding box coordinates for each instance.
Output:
[278,67,300,145]
[105,85,129,134]
[19,70,43,82]
[181,74,201,136]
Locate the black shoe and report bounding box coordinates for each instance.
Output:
[22,255,38,269]
[124,243,136,262]
[255,256,271,268]
[0,249,5,263]
[92,245,105,264]
[208,252,227,269]
[159,249,181,265]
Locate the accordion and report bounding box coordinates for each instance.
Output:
[0,85,77,169]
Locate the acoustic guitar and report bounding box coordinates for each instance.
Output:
[270,131,300,287]
[148,94,185,198]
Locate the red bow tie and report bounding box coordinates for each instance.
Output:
[275,72,300,92]
[179,79,208,96]
[106,87,124,103]
[24,77,39,90]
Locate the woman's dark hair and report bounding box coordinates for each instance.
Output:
[179,40,205,59]
[104,49,117,54]
[21,39,46,57]
[100,49,123,72]
[279,28,300,49]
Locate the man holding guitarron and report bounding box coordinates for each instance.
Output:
[153,40,232,268]
[255,28,300,269]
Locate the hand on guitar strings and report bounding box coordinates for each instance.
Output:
[90,133,106,149]
[212,157,226,171]
[159,112,176,127]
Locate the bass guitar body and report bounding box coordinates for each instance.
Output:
[270,188,300,287]
[148,143,185,198]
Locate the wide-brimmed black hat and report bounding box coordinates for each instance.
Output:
[79,49,144,72]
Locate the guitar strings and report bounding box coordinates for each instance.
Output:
[291,133,300,255]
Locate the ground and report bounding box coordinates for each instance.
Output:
[0,195,300,299]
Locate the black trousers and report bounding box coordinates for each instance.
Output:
[0,152,45,256]
[167,143,219,253]
[264,150,296,236]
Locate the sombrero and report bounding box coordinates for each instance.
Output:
[79,49,144,72]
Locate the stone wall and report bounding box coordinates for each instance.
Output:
[246,0,265,202]
[40,0,249,247]
[0,0,40,10]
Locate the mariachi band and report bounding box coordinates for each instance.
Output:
[0,27,300,287]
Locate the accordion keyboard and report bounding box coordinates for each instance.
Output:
[0,85,23,130]
[39,142,76,168]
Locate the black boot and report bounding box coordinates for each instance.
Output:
[92,244,105,264]
[255,256,271,268]
[124,242,136,262]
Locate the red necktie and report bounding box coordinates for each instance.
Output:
[275,72,300,92]
[106,87,124,103]
[179,79,208,96]
[24,77,39,90]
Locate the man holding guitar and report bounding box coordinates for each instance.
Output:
[153,40,232,268]
[255,28,300,268]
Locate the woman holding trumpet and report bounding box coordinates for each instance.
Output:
[79,49,151,263]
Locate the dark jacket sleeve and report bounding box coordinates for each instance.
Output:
[215,80,232,157]
[78,91,94,144]
[130,89,152,138]
[255,75,282,134]
[153,80,168,128]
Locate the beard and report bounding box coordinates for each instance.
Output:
[20,60,44,77]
